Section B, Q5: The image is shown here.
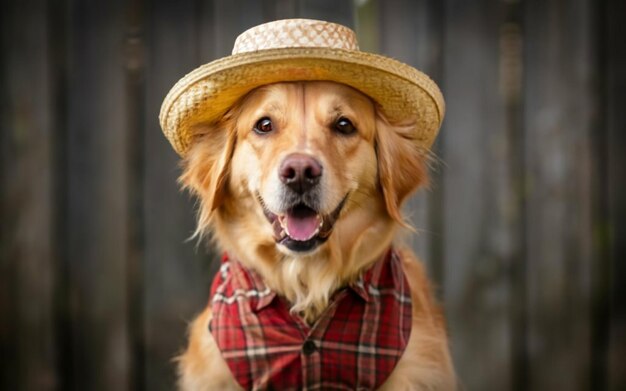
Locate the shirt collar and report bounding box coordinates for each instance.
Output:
[348,248,392,302]
[225,255,277,312]
[241,261,277,312]
[349,278,371,302]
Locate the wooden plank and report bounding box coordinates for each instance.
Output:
[354,0,378,52]
[212,0,264,57]
[523,0,596,389]
[48,0,71,387]
[605,0,626,389]
[441,1,518,389]
[377,0,445,284]
[123,0,147,390]
[588,2,613,390]
[261,0,299,21]
[63,0,131,388]
[298,0,354,27]
[0,0,57,389]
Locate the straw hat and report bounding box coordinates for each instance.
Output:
[159,19,445,156]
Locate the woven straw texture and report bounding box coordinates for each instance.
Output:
[233,19,359,53]
[159,19,445,156]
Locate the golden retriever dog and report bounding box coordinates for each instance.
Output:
[176,81,455,390]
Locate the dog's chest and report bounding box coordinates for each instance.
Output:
[209,250,412,390]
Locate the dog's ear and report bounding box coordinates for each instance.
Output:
[179,119,237,231]
[375,112,429,225]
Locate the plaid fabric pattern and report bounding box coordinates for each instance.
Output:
[209,249,412,391]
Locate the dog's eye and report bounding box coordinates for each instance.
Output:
[254,117,273,134]
[334,117,356,135]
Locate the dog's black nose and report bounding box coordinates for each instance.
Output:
[279,153,322,194]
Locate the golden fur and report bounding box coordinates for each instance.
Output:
[177,82,456,390]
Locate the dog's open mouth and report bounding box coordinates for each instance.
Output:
[278,204,323,242]
[258,194,348,252]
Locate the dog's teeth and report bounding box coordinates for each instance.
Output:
[278,215,287,229]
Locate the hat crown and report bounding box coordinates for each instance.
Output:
[233,19,359,55]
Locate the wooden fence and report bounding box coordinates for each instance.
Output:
[1,0,624,390]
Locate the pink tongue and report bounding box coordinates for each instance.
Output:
[286,212,320,241]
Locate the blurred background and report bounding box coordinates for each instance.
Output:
[1,0,624,390]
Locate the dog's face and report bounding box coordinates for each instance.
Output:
[181,81,427,259]
[229,82,378,254]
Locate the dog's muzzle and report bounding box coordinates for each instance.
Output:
[257,153,347,253]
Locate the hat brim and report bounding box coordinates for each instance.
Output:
[159,47,445,156]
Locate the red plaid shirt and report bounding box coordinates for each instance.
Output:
[209,249,412,390]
